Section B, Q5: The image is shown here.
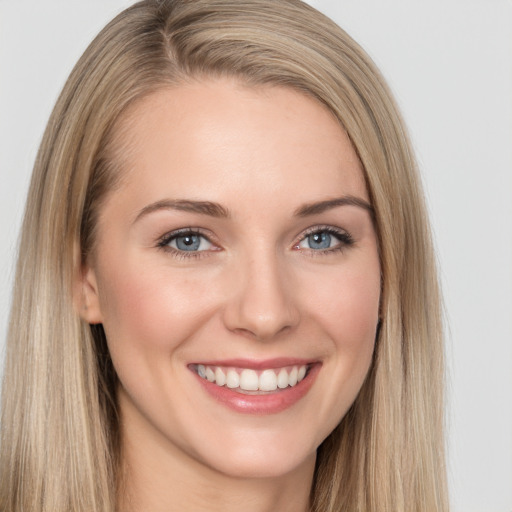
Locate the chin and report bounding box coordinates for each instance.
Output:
[186,425,319,480]
[204,447,316,480]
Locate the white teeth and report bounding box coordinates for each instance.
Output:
[288,367,298,387]
[196,364,310,391]
[259,369,278,391]
[205,366,215,382]
[277,368,289,389]
[226,369,240,389]
[240,369,259,391]
[215,367,226,386]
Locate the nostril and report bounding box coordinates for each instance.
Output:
[230,323,293,342]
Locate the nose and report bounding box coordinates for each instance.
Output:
[222,250,300,341]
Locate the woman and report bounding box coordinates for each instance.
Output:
[0,1,448,511]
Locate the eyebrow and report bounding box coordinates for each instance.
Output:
[134,199,230,223]
[134,195,373,224]
[294,196,374,217]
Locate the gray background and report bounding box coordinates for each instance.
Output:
[1,1,511,510]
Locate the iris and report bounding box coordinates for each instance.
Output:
[175,234,201,251]
[307,232,331,249]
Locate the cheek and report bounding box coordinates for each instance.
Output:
[306,257,380,388]
[339,271,380,342]
[286,257,380,445]
[306,261,380,346]
[96,263,219,358]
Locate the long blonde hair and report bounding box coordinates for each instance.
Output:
[0,1,448,510]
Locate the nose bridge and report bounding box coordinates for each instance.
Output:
[223,244,299,340]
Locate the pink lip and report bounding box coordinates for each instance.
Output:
[190,361,321,415]
[191,357,314,370]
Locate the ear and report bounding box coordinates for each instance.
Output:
[74,263,104,325]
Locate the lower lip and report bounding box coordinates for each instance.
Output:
[193,364,320,415]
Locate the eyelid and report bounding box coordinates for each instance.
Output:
[157,227,212,244]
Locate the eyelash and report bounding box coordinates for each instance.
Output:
[156,225,354,259]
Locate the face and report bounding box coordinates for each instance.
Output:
[81,79,381,480]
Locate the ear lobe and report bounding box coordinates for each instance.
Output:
[75,265,104,325]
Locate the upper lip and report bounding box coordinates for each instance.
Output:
[189,357,318,370]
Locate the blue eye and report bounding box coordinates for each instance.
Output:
[161,231,213,252]
[296,228,353,252]
[307,231,332,249]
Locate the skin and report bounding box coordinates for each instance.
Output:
[79,79,381,512]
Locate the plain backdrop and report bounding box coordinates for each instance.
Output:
[0,1,511,510]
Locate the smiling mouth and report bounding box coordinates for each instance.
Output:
[190,364,310,394]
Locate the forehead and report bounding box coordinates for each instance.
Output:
[104,78,368,214]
